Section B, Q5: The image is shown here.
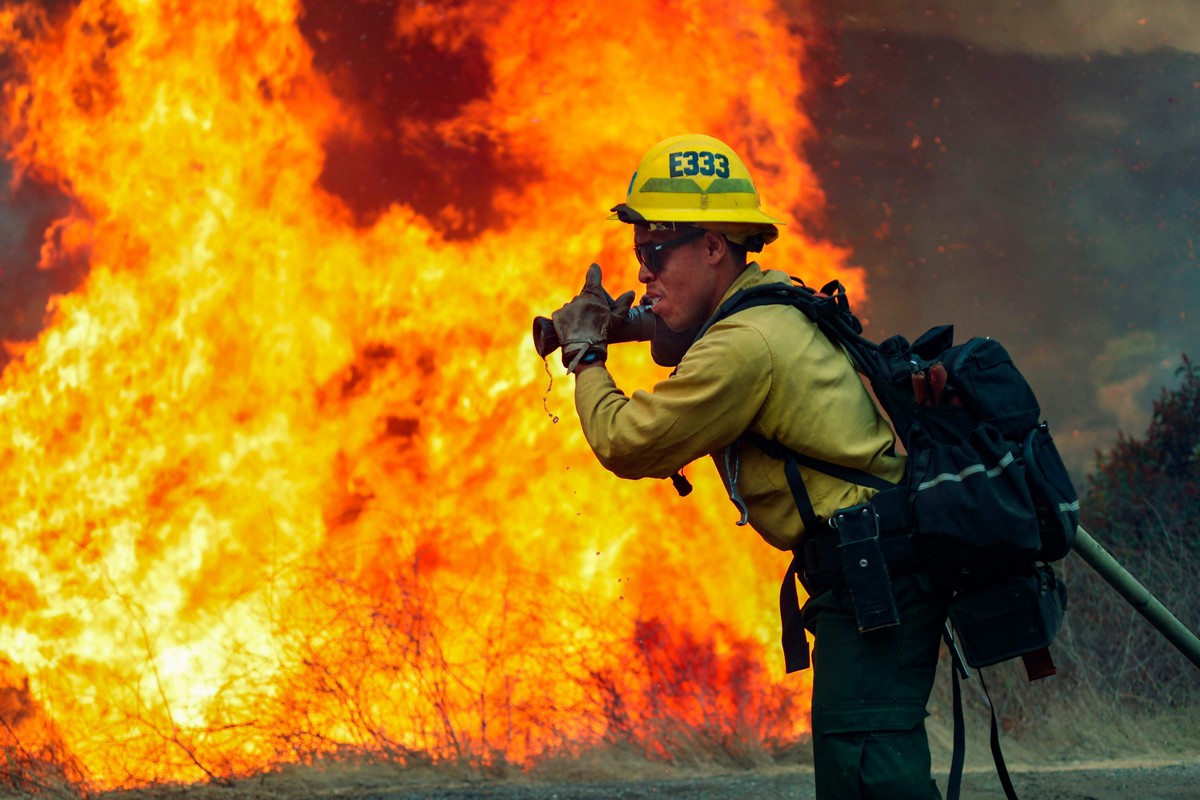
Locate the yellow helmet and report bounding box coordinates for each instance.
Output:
[609,133,784,249]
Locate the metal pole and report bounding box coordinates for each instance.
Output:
[1072,525,1200,670]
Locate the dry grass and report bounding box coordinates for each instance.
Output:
[0,513,1194,798]
[924,530,1200,774]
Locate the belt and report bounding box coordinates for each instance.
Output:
[780,486,915,672]
[799,486,916,594]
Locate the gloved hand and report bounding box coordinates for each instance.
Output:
[551,263,635,373]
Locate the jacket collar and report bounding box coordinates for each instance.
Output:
[714,264,793,309]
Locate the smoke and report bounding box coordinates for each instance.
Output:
[0,0,89,367]
[0,167,84,366]
[823,0,1200,56]
[295,0,534,236]
[803,5,1200,477]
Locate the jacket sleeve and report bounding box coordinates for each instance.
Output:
[573,323,772,480]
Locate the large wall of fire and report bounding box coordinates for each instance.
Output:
[0,0,1195,790]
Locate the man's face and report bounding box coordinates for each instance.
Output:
[633,226,721,332]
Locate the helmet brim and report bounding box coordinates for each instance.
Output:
[608,202,784,226]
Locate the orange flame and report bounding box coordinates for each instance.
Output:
[0,0,860,788]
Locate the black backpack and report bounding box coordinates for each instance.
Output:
[695,278,1081,800]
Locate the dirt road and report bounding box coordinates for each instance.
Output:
[297,761,1199,799]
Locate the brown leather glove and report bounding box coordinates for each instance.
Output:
[551,263,635,373]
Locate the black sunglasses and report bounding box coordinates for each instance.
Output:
[633,227,707,274]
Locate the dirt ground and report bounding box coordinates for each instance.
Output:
[174,762,1185,800]
[111,711,1200,800]
[227,760,1199,800]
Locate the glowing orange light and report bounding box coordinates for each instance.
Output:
[0,0,861,788]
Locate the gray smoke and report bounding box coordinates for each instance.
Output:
[824,0,1200,55]
[803,3,1200,479]
[0,162,82,369]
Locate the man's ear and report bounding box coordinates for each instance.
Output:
[702,230,728,264]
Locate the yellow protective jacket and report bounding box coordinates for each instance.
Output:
[574,266,904,551]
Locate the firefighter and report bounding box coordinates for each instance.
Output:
[550,133,948,799]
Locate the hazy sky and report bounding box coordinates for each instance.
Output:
[802,2,1198,478]
[822,1,1200,55]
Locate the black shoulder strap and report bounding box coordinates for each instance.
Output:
[696,282,896,526]
[711,281,902,680]
[741,431,894,535]
[696,280,882,378]
[695,281,826,341]
[742,432,895,490]
[944,622,1022,800]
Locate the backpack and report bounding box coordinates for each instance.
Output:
[694,278,1081,800]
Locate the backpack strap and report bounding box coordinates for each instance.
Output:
[696,279,894,523]
[944,623,1022,800]
[741,431,895,531]
[696,279,861,342]
[748,430,902,674]
[983,670,1021,800]
[700,279,904,673]
[952,670,1019,800]
[779,555,810,673]
[695,283,815,340]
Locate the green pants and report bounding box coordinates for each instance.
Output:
[803,572,950,800]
